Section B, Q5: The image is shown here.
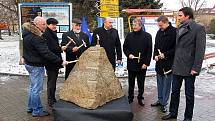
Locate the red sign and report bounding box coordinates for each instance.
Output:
[0,22,8,30]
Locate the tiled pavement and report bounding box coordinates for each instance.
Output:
[0,70,215,121]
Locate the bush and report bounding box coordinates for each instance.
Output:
[208,18,215,39]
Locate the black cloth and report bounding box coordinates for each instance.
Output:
[128,70,146,100]
[43,27,63,70]
[169,74,196,119]
[42,27,63,104]
[22,25,62,67]
[91,27,122,69]
[123,29,152,71]
[172,20,206,76]
[53,96,133,121]
[61,30,90,79]
[47,69,58,104]
[153,23,176,75]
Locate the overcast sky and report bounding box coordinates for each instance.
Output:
[160,0,215,10]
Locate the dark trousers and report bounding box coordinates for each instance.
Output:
[128,70,146,100]
[47,69,59,104]
[65,63,75,80]
[169,74,196,119]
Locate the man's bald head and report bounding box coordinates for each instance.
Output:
[104,17,113,22]
[104,17,113,30]
[33,16,47,32]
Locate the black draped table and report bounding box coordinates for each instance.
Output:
[53,96,133,121]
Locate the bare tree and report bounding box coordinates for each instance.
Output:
[0,0,18,35]
[180,0,206,13]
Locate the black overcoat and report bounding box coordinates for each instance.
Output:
[91,27,122,69]
[123,30,152,72]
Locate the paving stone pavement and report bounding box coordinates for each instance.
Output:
[0,70,215,121]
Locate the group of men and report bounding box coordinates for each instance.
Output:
[123,7,205,121]
[22,6,205,121]
[22,15,122,117]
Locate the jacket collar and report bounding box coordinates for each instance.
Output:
[22,22,43,36]
[177,20,195,40]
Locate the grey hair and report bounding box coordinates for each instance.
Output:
[33,16,46,25]
[132,18,142,26]
[157,15,169,23]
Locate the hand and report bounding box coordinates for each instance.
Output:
[61,46,67,51]
[116,60,122,64]
[129,54,135,59]
[141,64,147,70]
[190,70,198,75]
[72,46,78,52]
[158,53,165,59]
[62,60,68,66]
[154,56,159,61]
[19,57,25,65]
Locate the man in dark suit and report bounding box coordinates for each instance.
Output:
[151,15,176,113]
[61,18,90,79]
[91,17,122,70]
[43,18,63,107]
[162,7,206,121]
[123,18,152,106]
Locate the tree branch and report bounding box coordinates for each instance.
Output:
[0,2,17,13]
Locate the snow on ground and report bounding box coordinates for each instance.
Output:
[0,35,28,75]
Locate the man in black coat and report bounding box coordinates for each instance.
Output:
[162,7,206,121]
[61,18,90,79]
[123,18,152,106]
[22,16,67,117]
[43,18,63,107]
[91,17,122,70]
[151,15,176,113]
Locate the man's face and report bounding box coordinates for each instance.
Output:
[73,23,81,33]
[36,20,46,32]
[104,19,113,30]
[157,21,169,30]
[47,24,57,31]
[178,11,189,23]
[132,22,141,32]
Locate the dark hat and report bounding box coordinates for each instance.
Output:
[72,18,82,24]
[46,18,58,25]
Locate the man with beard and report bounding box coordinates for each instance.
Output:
[61,18,90,79]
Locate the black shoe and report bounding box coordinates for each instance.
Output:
[161,113,177,120]
[48,100,56,107]
[128,99,133,104]
[32,111,50,117]
[161,105,168,113]
[48,102,54,107]
[183,119,192,121]
[138,100,144,106]
[151,101,161,107]
[27,109,33,113]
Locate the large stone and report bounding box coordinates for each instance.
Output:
[59,46,124,109]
